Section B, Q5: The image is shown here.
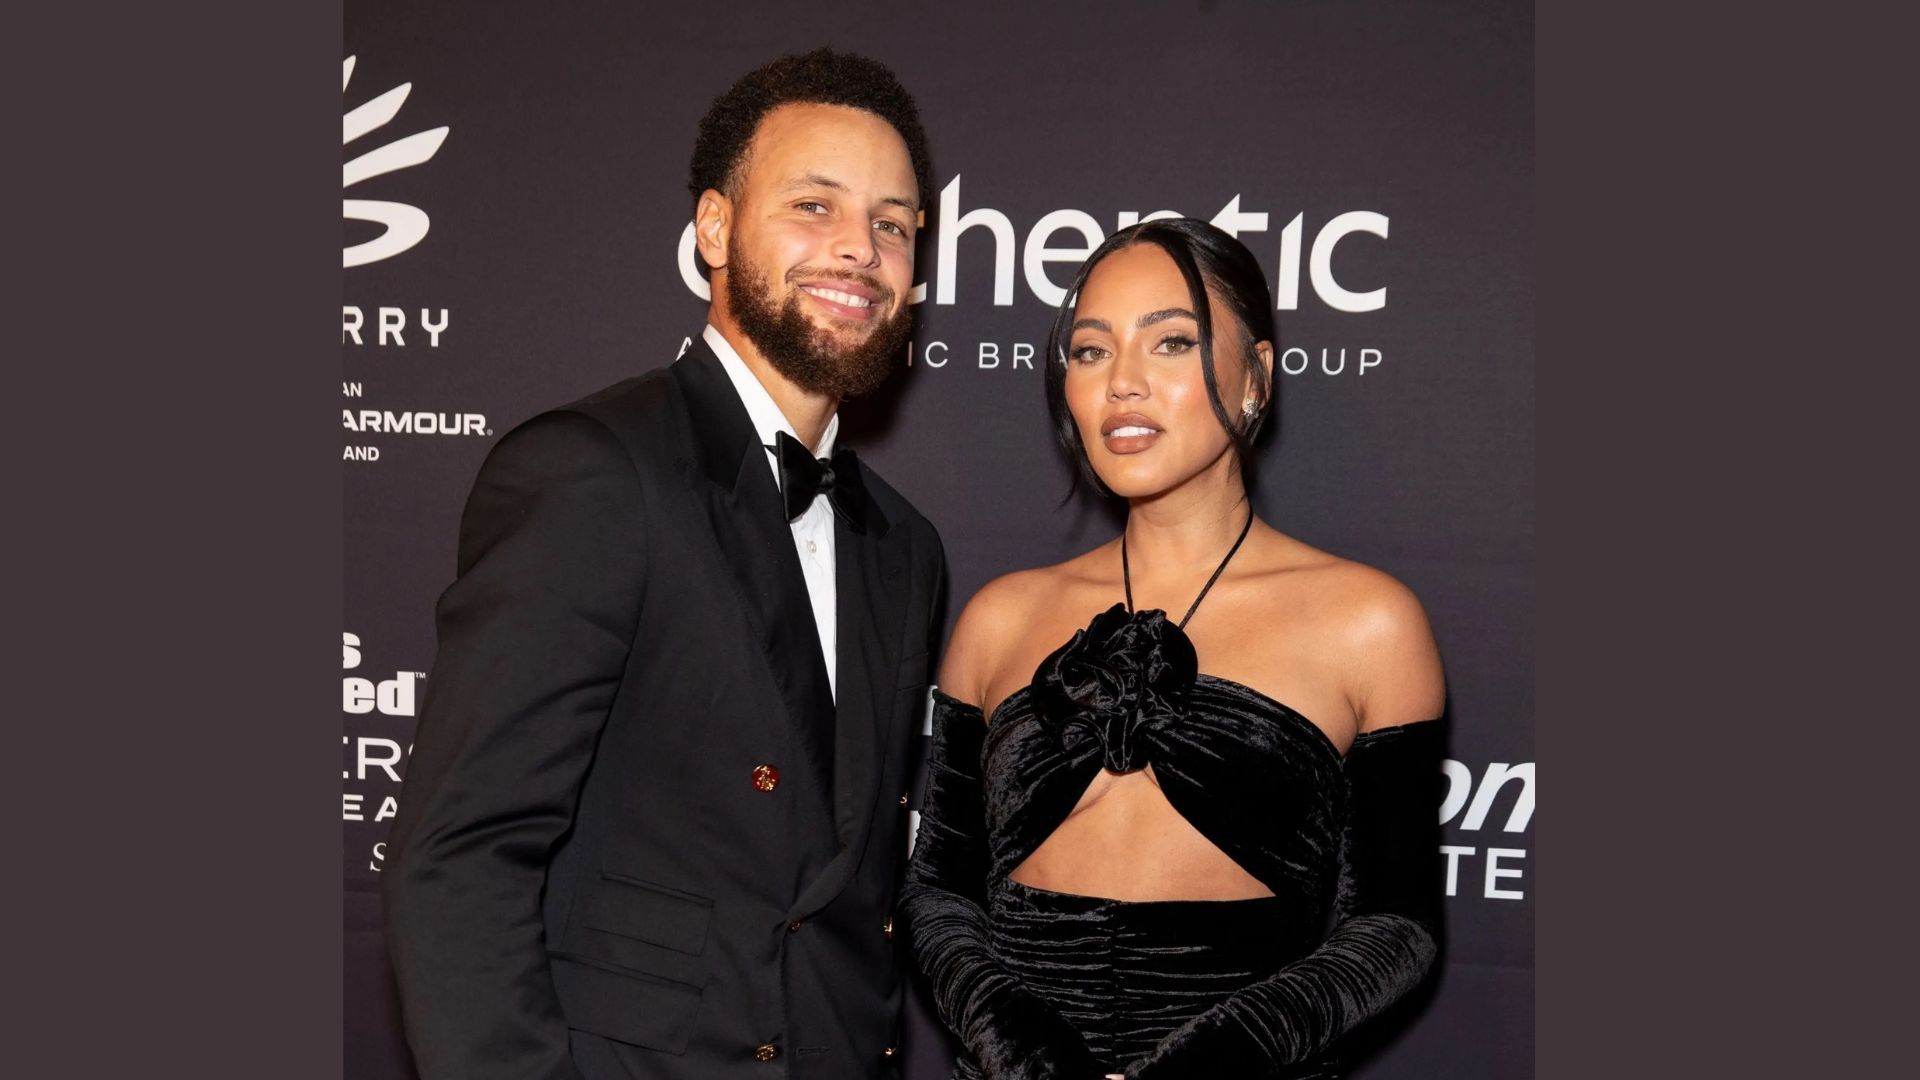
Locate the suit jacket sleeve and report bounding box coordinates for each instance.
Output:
[383,410,647,1080]
[1126,720,1444,1078]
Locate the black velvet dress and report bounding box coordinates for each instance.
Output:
[901,551,1443,1079]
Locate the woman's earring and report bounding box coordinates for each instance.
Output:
[1242,400,1260,421]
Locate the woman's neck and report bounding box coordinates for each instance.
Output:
[1121,463,1255,579]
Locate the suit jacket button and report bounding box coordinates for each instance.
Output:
[882,915,893,940]
[899,790,909,806]
[751,764,780,792]
[754,1043,779,1062]
[883,1046,897,1057]
[787,920,803,933]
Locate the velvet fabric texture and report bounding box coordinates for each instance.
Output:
[900,607,1442,1079]
[903,687,1105,1080]
[976,878,1341,1079]
[1031,603,1196,773]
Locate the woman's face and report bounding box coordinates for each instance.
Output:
[1063,243,1269,500]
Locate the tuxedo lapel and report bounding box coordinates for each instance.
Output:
[794,475,911,918]
[669,342,836,822]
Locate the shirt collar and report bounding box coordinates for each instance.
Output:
[703,325,840,472]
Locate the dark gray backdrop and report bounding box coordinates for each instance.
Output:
[342,1,1533,1076]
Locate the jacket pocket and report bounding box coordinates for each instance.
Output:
[551,955,702,1054]
[580,872,713,956]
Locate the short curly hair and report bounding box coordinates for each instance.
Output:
[688,48,933,213]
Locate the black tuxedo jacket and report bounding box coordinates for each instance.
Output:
[384,339,944,1080]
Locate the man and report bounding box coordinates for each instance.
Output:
[384,50,944,1080]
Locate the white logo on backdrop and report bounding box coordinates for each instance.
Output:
[343,631,419,834]
[678,175,1390,313]
[1441,759,1535,901]
[343,56,451,268]
[678,175,1395,378]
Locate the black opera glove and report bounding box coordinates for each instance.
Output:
[900,692,1106,1080]
[1126,720,1446,1079]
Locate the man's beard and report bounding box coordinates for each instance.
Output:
[725,244,912,400]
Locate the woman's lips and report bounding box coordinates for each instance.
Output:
[1100,414,1163,455]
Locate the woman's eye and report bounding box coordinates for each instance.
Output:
[1158,335,1197,355]
[1069,344,1108,364]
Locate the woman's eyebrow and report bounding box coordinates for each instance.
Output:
[1138,307,1198,327]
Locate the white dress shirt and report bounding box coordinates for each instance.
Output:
[704,324,839,701]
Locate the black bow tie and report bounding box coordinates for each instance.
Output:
[768,430,868,532]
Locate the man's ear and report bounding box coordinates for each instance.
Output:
[694,188,732,271]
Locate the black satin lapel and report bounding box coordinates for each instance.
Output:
[709,456,838,806]
[671,346,837,820]
[794,503,911,917]
[831,514,903,840]
[671,339,758,489]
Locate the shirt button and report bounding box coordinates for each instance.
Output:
[806,539,818,554]
[751,764,780,792]
[753,1042,779,1061]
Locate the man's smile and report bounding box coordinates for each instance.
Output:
[799,283,880,320]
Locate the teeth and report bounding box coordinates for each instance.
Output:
[1110,426,1157,438]
[803,286,873,308]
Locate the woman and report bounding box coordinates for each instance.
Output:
[901,218,1445,1080]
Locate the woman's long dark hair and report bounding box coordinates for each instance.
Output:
[1043,217,1278,497]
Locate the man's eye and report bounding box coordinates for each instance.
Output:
[875,220,907,237]
[795,201,827,214]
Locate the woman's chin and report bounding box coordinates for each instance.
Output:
[1092,467,1177,500]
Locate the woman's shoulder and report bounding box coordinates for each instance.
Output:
[939,551,1115,707]
[1309,555,1428,637]
[1249,530,1426,634]
[961,545,1119,626]
[1247,532,1443,729]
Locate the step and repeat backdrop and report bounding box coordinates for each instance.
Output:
[342,1,1533,1076]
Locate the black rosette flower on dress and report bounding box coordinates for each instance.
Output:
[1030,603,1198,773]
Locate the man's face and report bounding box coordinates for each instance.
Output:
[719,103,919,398]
